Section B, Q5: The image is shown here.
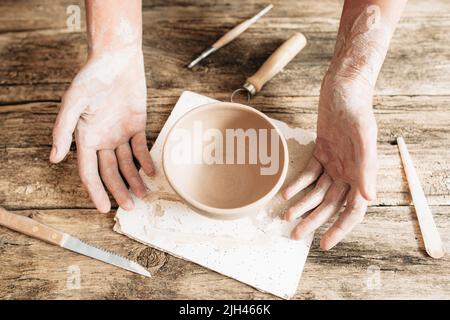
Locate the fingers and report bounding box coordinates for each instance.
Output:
[77,147,111,213]
[131,132,155,176]
[282,157,323,200]
[291,181,349,241]
[116,143,147,198]
[320,189,368,250]
[285,173,333,222]
[50,89,86,163]
[98,150,134,211]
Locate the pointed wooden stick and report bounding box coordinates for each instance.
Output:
[397,137,445,259]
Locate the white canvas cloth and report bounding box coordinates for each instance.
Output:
[114,91,316,299]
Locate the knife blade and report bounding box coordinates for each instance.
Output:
[62,235,151,277]
[0,206,151,277]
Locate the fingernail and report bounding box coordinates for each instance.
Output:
[50,145,58,162]
[284,208,294,222]
[282,189,291,200]
[320,241,334,251]
[291,230,301,241]
[99,204,111,214]
[134,188,146,199]
[123,198,135,211]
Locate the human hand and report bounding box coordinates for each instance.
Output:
[280,1,404,250]
[49,46,154,213]
[283,70,378,250]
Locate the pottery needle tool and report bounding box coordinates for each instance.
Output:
[187,4,273,69]
[0,206,151,276]
[397,137,445,259]
[231,32,307,102]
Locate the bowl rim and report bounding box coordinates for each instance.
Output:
[162,101,289,217]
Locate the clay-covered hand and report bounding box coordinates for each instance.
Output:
[280,2,399,250]
[49,46,154,213]
[282,71,378,250]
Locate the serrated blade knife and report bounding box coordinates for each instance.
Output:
[0,206,150,277]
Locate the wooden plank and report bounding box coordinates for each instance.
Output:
[0,0,85,33]
[1,0,450,103]
[2,0,449,33]
[300,205,450,299]
[0,206,448,299]
[1,95,450,147]
[1,143,448,209]
[1,97,449,209]
[1,0,449,300]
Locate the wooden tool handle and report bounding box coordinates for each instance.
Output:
[0,206,65,246]
[245,32,307,94]
[212,19,255,49]
[397,137,445,259]
[212,4,273,49]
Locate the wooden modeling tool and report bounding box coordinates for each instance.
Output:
[187,4,273,69]
[231,32,307,102]
[397,137,445,259]
[0,206,151,276]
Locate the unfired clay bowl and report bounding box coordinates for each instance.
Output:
[162,102,289,219]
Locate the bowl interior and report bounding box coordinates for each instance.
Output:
[163,103,286,210]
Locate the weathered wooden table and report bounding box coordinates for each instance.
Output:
[1,0,449,299]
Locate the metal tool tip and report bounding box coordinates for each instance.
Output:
[187,47,216,69]
[187,54,204,69]
[258,4,274,17]
[131,261,152,278]
[187,60,197,69]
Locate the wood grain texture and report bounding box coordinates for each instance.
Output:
[0,0,449,299]
[0,206,448,299]
[1,98,449,209]
[1,0,450,102]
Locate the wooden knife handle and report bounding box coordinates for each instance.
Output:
[245,32,307,94]
[0,206,65,246]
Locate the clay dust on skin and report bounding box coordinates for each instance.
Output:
[63,13,146,150]
[70,45,145,149]
[74,46,139,86]
[78,14,140,87]
[116,16,138,44]
[311,4,389,190]
[327,4,391,109]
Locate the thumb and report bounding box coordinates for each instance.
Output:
[359,158,377,201]
[357,135,378,201]
[50,90,86,163]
